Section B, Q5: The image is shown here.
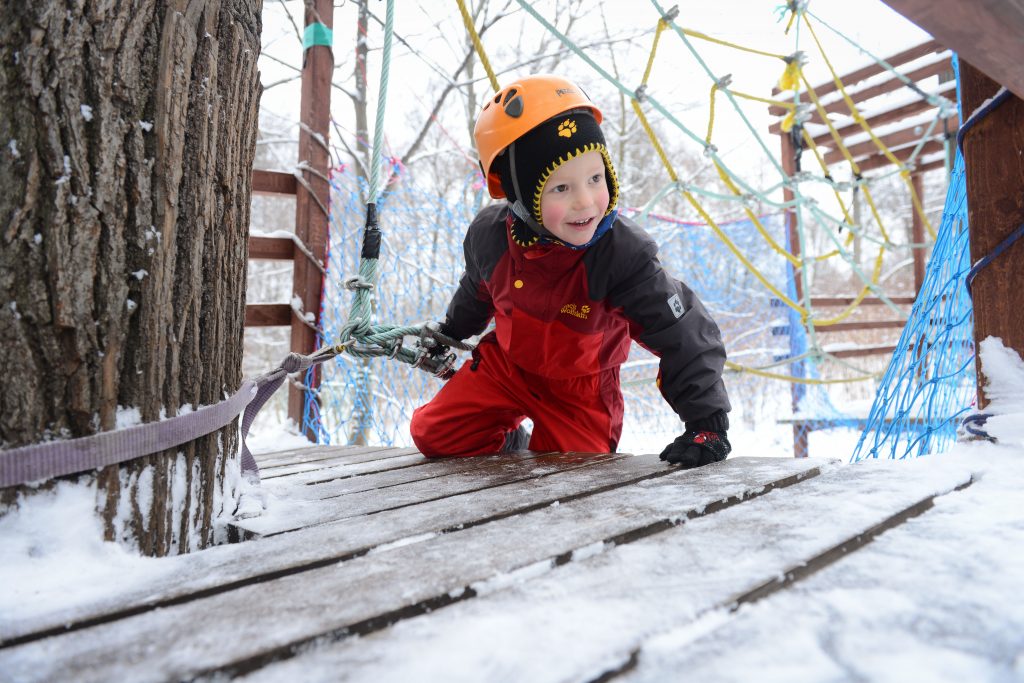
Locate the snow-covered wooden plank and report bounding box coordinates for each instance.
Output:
[215,458,977,683]
[3,452,704,644]
[0,457,841,682]
[261,452,428,487]
[231,450,627,538]
[268,450,570,500]
[615,456,1022,683]
[257,446,420,479]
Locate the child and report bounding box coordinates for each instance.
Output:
[410,74,731,468]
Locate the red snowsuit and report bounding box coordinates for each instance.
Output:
[410,204,730,456]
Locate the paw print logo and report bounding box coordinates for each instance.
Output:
[581,305,591,314]
[557,119,576,138]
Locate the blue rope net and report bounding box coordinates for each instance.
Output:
[851,149,975,460]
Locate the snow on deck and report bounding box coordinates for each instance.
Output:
[1,444,1021,682]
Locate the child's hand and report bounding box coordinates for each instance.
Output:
[659,430,731,468]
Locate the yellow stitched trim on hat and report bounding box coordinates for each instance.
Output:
[510,220,541,247]
[531,143,621,225]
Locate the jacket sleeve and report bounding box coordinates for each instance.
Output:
[441,205,502,341]
[603,222,731,424]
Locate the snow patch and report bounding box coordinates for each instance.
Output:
[139,120,153,132]
[54,155,71,186]
[131,269,148,280]
[368,532,438,555]
[8,139,19,157]
[115,406,142,429]
[978,337,1024,446]
[80,104,93,121]
[471,558,555,597]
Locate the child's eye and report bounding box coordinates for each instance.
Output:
[590,173,603,183]
[550,184,568,193]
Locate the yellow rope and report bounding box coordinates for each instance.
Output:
[456,0,499,92]
[726,360,876,384]
[705,83,718,144]
[810,245,886,326]
[681,27,788,61]
[642,19,671,86]
[682,187,807,315]
[732,90,797,109]
[631,99,679,183]
[712,159,802,266]
[800,127,857,243]
[803,15,935,238]
[632,96,806,313]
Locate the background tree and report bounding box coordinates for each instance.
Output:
[0,0,263,556]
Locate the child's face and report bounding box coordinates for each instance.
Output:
[539,150,610,246]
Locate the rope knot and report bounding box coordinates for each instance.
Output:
[281,352,305,374]
[344,276,374,291]
[661,5,680,22]
[634,84,648,103]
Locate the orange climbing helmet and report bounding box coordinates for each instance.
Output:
[474,74,604,199]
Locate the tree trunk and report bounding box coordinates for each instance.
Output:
[0,0,262,556]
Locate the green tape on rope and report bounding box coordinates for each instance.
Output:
[303,22,333,51]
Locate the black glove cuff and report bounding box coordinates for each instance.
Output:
[685,409,729,433]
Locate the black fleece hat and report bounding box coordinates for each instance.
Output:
[494,110,620,230]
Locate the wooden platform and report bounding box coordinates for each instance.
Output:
[0,445,1004,682]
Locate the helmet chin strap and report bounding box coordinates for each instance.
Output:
[507,141,551,237]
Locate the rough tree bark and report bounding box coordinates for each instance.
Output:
[0,0,262,556]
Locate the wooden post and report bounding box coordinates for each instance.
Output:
[781,128,808,458]
[958,61,1024,408]
[290,0,334,439]
[911,173,926,293]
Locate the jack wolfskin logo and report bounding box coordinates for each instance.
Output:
[668,293,684,318]
[560,303,590,319]
[557,119,577,138]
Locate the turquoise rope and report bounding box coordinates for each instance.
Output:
[649,0,788,179]
[367,0,395,203]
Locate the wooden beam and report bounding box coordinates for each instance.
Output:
[768,57,951,118]
[959,61,1024,408]
[248,236,295,260]
[810,91,955,147]
[813,320,907,333]
[252,169,297,196]
[245,303,292,327]
[289,0,334,438]
[911,173,926,293]
[772,40,941,101]
[914,158,948,174]
[780,129,808,459]
[854,138,945,173]
[812,296,916,306]
[821,117,954,166]
[827,345,898,359]
[882,0,1024,100]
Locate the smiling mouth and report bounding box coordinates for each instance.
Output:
[567,217,595,229]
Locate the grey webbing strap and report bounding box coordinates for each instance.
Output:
[238,350,333,483]
[0,348,340,489]
[0,381,258,488]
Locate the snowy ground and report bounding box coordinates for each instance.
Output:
[1,339,1022,681]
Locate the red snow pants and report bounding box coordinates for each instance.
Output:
[410,337,623,457]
